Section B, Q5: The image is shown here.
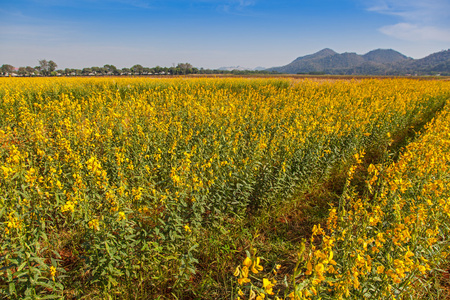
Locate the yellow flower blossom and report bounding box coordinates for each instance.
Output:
[50,266,57,281]
[251,257,263,274]
[262,278,275,295]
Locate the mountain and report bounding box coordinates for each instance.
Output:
[218,66,267,71]
[405,50,450,74]
[292,48,337,62]
[267,49,450,75]
[269,48,337,74]
[253,66,266,71]
[363,49,410,64]
[218,66,251,71]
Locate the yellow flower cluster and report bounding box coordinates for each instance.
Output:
[1,77,449,297]
[61,200,77,213]
[5,211,22,234]
[289,99,450,298]
[234,249,276,299]
[88,218,100,231]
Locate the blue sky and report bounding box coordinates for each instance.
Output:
[1,0,449,69]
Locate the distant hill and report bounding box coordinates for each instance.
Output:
[218,66,267,71]
[292,48,337,62]
[403,50,450,74]
[253,66,266,71]
[267,49,450,75]
[363,49,410,64]
[218,66,251,71]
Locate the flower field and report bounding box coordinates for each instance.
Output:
[1,77,450,299]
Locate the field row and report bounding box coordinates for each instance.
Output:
[236,87,450,299]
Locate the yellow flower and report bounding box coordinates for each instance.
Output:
[118,211,126,221]
[315,262,325,275]
[237,277,250,285]
[262,278,275,295]
[305,261,313,275]
[6,212,22,231]
[377,265,385,274]
[243,256,252,267]
[251,257,263,274]
[417,264,427,274]
[50,265,57,281]
[241,266,249,278]
[61,200,77,213]
[184,224,191,233]
[256,293,265,300]
[88,219,100,230]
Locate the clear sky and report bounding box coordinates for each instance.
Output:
[1,0,449,69]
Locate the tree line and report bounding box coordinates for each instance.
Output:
[1,60,277,77]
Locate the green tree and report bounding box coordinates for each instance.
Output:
[177,63,193,75]
[91,66,101,75]
[38,59,57,76]
[64,68,72,76]
[49,60,57,72]
[39,59,49,75]
[26,66,35,75]
[1,64,14,75]
[18,67,27,76]
[104,64,120,75]
[152,66,163,74]
[82,67,92,75]
[131,64,144,75]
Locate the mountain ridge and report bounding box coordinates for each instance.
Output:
[267,49,450,75]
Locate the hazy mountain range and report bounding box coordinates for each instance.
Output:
[218,66,266,71]
[266,48,450,75]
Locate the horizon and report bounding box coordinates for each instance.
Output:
[1,0,450,70]
[5,47,450,72]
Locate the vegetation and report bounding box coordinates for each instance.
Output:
[1,77,450,299]
[0,62,277,77]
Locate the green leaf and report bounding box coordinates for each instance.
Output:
[16,261,27,272]
[0,206,5,219]
[30,256,46,266]
[51,257,59,266]
[41,231,48,241]
[14,271,28,278]
[36,280,55,289]
[105,242,112,258]
[41,295,63,300]
[108,275,118,286]
[9,282,16,295]
[7,269,13,281]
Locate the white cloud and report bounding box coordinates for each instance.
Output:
[364,0,450,42]
[380,22,450,42]
[217,0,257,15]
[366,0,450,21]
[237,0,255,8]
